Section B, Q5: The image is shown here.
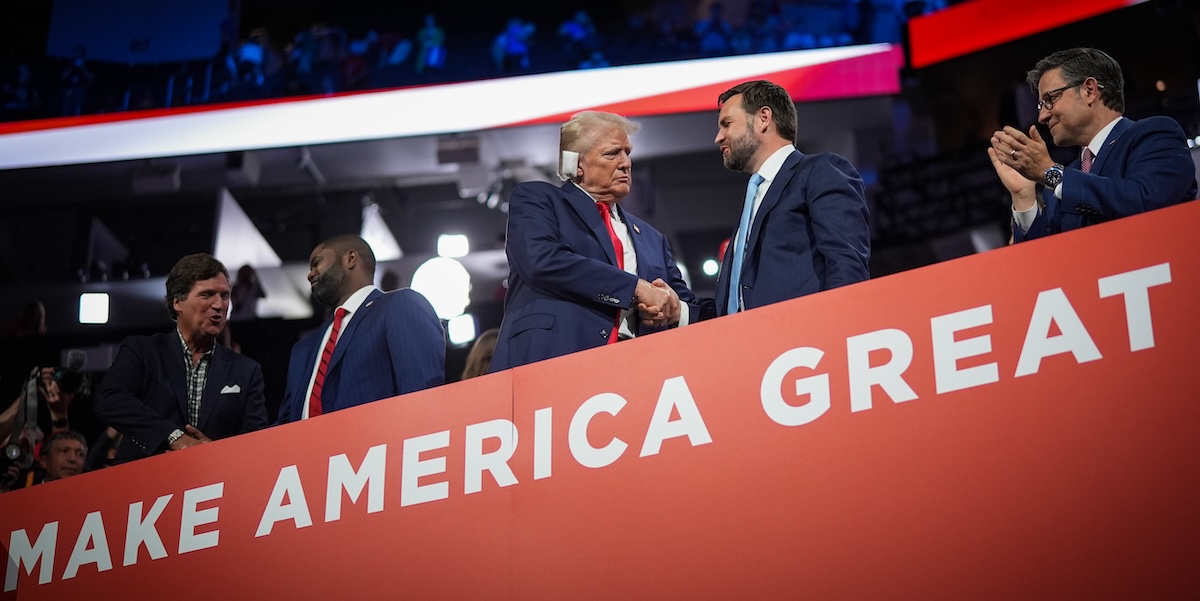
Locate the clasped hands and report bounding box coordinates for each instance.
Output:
[168,425,213,451]
[988,125,1055,212]
[635,278,680,328]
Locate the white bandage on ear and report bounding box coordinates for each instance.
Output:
[559,150,579,181]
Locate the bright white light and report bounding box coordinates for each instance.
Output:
[79,293,110,324]
[437,234,470,258]
[410,257,471,320]
[447,313,477,346]
[702,259,720,276]
[361,202,403,261]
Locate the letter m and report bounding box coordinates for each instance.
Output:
[6,522,59,591]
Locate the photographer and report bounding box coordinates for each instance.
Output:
[1,365,80,490]
[2,431,87,492]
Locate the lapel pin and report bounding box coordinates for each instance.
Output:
[632,224,641,234]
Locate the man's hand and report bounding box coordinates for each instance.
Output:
[634,279,669,327]
[168,433,203,451]
[185,425,213,443]
[168,424,213,451]
[991,125,1055,182]
[989,126,1054,213]
[636,278,680,328]
[38,368,71,426]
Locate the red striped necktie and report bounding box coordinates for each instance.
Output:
[1081,148,1094,173]
[308,307,348,418]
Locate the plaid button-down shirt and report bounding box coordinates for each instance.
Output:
[176,329,215,427]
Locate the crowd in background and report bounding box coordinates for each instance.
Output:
[0,0,949,123]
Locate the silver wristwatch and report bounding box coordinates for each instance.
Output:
[166,428,185,447]
[1043,163,1064,187]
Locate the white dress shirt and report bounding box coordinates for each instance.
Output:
[300,284,377,419]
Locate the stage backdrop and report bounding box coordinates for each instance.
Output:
[3,202,1198,599]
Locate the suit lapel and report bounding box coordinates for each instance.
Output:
[160,334,189,420]
[327,288,384,372]
[620,208,652,280]
[745,151,802,265]
[198,346,230,429]
[562,181,620,267]
[1091,117,1132,175]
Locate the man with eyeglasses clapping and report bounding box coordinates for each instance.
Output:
[988,48,1196,242]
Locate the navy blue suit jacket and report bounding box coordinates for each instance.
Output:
[714,150,871,315]
[1016,116,1197,241]
[95,332,268,462]
[490,181,703,371]
[277,288,445,423]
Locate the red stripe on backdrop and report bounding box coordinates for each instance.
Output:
[504,47,904,128]
[909,0,1143,68]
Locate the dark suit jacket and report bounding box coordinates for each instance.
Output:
[1017,116,1197,241]
[714,150,871,315]
[277,288,445,423]
[490,181,704,371]
[94,332,268,462]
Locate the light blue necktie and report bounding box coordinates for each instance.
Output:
[727,173,765,314]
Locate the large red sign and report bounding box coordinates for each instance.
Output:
[3,202,1198,598]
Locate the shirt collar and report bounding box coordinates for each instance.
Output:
[337,284,377,316]
[755,144,796,184]
[176,327,215,357]
[1086,116,1123,158]
[571,180,623,222]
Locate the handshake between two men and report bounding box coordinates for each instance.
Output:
[634,277,681,328]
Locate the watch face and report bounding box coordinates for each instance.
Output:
[1044,165,1063,186]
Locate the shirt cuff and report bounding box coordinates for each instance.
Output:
[1012,203,1038,233]
[677,302,691,327]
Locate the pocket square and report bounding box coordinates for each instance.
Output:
[220,384,241,394]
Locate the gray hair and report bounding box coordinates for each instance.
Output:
[558,111,640,182]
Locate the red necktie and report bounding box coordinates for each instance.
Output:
[597,202,624,345]
[1081,148,1094,173]
[308,307,348,418]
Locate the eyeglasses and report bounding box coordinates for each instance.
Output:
[1037,80,1104,111]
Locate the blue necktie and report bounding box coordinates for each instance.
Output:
[727,173,765,314]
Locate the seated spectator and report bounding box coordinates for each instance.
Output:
[60,45,92,116]
[493,17,535,73]
[2,64,39,118]
[416,14,446,74]
[558,10,600,68]
[377,30,412,66]
[694,3,732,55]
[579,50,610,69]
[238,30,267,87]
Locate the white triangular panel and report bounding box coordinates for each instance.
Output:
[214,188,282,269]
